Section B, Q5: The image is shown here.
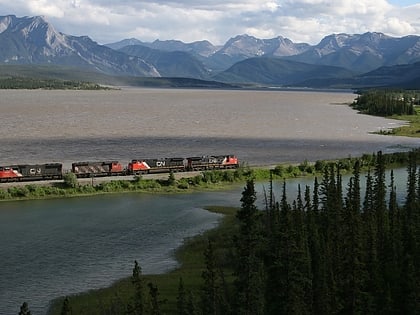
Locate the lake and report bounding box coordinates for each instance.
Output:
[0,88,419,314]
[1,88,419,168]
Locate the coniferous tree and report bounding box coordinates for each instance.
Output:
[400,151,420,314]
[373,151,392,313]
[388,170,404,314]
[131,260,145,315]
[233,179,265,315]
[360,168,379,313]
[108,291,127,315]
[269,180,312,314]
[306,178,328,314]
[363,170,374,215]
[60,297,72,315]
[340,160,365,314]
[388,170,398,219]
[18,302,31,315]
[263,173,278,243]
[264,182,282,315]
[186,292,199,315]
[290,185,313,315]
[276,181,295,314]
[201,239,222,315]
[148,282,163,315]
[312,177,320,213]
[319,163,344,313]
[304,185,312,211]
[177,277,188,315]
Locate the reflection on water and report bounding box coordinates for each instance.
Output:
[0,191,240,315]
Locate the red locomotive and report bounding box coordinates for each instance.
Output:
[0,163,63,182]
[0,154,239,182]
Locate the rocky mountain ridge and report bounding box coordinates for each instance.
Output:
[0,15,159,76]
[1,14,420,88]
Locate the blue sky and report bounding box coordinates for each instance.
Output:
[0,0,419,45]
[389,0,418,5]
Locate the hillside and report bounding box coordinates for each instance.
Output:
[1,14,420,89]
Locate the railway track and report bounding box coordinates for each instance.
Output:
[0,171,203,188]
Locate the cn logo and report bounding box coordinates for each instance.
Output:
[156,161,166,167]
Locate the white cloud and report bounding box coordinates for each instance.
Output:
[27,0,65,18]
[0,0,419,45]
[385,17,416,35]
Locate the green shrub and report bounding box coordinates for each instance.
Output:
[63,173,78,188]
[177,181,189,189]
[7,186,29,198]
[273,165,285,177]
[0,189,10,199]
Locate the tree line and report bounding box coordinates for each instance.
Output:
[0,77,107,89]
[351,89,419,116]
[21,150,420,314]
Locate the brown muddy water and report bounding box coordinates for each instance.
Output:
[0,88,419,169]
[1,87,419,315]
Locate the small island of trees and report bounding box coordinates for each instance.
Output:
[0,77,110,90]
[351,89,419,116]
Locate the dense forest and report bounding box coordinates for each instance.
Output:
[351,90,420,116]
[32,150,419,315]
[224,150,419,315]
[0,77,108,90]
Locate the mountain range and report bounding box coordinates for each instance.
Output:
[1,14,420,89]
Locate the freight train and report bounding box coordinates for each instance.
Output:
[0,155,239,182]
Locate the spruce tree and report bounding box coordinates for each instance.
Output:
[233,179,265,315]
[400,151,420,314]
[373,151,393,313]
[388,170,404,314]
[201,239,221,315]
[269,180,312,315]
[306,191,328,314]
[340,160,364,314]
[131,260,145,315]
[276,181,294,315]
[319,163,344,313]
[290,186,313,315]
[312,177,319,213]
[18,302,31,315]
[148,282,162,315]
[177,277,188,315]
[60,297,72,315]
[361,167,379,313]
[264,182,282,315]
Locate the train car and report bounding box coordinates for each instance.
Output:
[187,155,239,171]
[0,163,63,182]
[128,157,186,174]
[71,161,124,178]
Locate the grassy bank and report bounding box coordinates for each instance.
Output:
[43,149,420,314]
[47,206,238,315]
[0,169,248,202]
[386,107,420,137]
[1,150,417,202]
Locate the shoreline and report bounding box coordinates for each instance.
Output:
[44,149,419,314]
[46,205,237,315]
[1,147,418,203]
